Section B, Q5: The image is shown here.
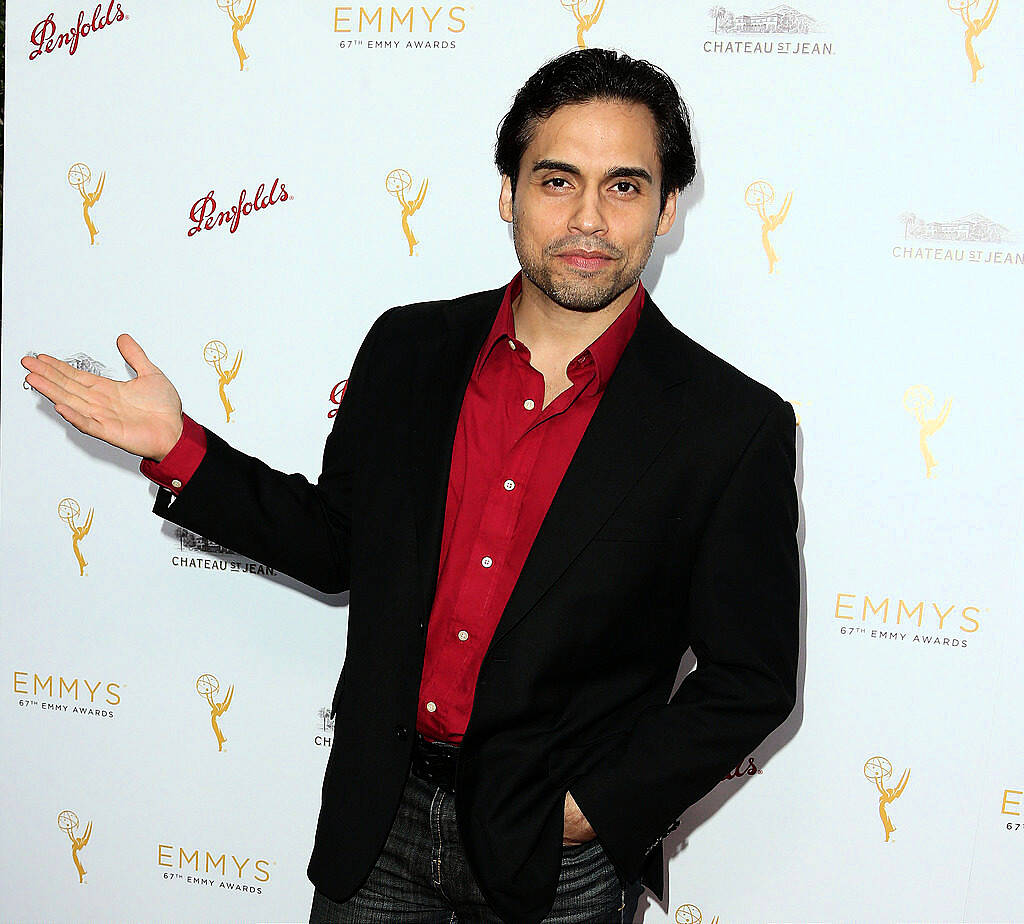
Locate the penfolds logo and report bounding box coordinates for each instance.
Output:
[188,179,289,238]
[30,3,126,61]
[328,380,348,419]
[722,756,762,781]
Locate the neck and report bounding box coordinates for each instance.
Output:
[511,273,638,357]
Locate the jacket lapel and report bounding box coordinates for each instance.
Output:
[492,298,693,646]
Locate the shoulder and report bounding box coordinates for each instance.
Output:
[368,286,504,343]
[644,298,788,425]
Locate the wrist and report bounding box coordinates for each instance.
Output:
[154,415,184,462]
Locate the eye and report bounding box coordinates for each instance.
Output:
[611,180,639,195]
[543,176,572,189]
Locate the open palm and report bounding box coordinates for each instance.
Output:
[21,333,184,461]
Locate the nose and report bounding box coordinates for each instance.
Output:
[567,185,608,237]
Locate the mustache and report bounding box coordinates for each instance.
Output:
[544,237,622,260]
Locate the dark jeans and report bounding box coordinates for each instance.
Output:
[309,766,644,923]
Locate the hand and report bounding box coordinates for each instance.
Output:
[22,334,184,461]
[562,791,596,846]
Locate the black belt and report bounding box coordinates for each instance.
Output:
[411,733,460,793]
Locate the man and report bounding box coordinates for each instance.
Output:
[22,49,799,923]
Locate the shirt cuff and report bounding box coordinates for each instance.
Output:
[139,414,207,495]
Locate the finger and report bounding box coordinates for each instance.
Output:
[54,401,103,438]
[23,370,89,410]
[25,356,97,400]
[116,333,160,376]
[25,353,104,391]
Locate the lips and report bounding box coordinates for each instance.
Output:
[556,250,615,271]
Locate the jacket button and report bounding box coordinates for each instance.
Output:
[394,724,409,740]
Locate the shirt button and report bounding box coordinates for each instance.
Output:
[425,701,437,713]
[481,556,493,568]
[508,339,516,350]
[523,399,535,411]
[457,630,469,641]
[171,479,182,489]
[503,479,515,491]
[394,724,408,739]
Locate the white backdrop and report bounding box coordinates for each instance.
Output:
[2,1,1022,921]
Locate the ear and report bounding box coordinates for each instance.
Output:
[499,175,514,224]
[656,189,678,237]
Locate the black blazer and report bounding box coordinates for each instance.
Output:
[153,285,800,923]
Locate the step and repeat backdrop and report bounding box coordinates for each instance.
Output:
[2,1,1021,921]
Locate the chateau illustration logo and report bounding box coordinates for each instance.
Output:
[196,674,234,752]
[561,0,605,48]
[386,169,428,255]
[903,386,952,479]
[708,4,822,33]
[58,810,92,883]
[864,755,910,843]
[704,4,832,55]
[203,340,242,423]
[58,497,93,576]
[218,0,256,70]
[894,212,1021,264]
[948,0,998,83]
[676,904,719,924]
[171,527,276,575]
[328,379,348,419]
[177,528,234,557]
[900,212,1012,243]
[315,706,335,747]
[30,4,126,61]
[68,162,105,245]
[745,181,792,274]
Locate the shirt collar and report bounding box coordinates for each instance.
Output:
[476,272,645,392]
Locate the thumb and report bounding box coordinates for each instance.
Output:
[116,333,159,376]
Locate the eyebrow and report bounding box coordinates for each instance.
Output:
[532,159,653,185]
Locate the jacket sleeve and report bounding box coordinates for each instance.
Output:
[151,309,391,594]
[568,399,800,882]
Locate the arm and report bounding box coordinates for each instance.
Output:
[569,400,800,882]
[151,311,390,593]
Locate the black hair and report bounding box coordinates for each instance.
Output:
[495,48,696,211]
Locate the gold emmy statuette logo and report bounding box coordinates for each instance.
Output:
[57,810,92,883]
[903,385,952,479]
[561,0,605,48]
[68,162,105,245]
[676,903,719,924]
[196,673,234,752]
[58,497,93,576]
[948,0,998,83]
[864,755,910,842]
[204,339,242,423]
[386,168,428,256]
[745,180,792,274]
[218,0,256,71]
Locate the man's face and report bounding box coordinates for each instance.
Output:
[499,98,677,313]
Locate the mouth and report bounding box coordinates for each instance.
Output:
[555,249,616,272]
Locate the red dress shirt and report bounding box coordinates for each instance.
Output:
[417,274,643,741]
[141,273,644,743]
